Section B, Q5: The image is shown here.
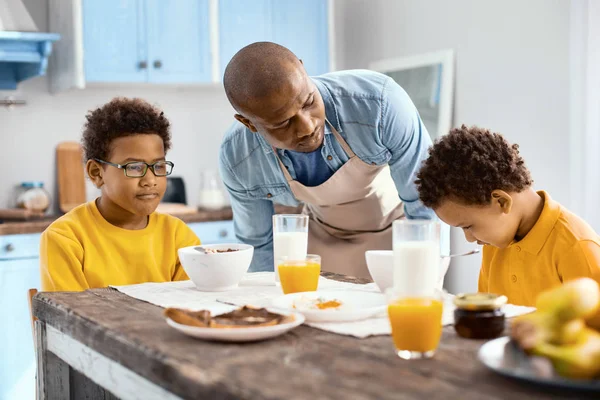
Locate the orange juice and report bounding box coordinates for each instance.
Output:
[388,297,443,353]
[277,262,320,294]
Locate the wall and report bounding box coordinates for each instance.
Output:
[333,0,572,293]
[0,0,236,211]
[0,79,235,210]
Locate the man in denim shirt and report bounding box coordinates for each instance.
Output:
[219,42,449,280]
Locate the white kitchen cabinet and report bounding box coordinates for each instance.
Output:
[0,239,40,400]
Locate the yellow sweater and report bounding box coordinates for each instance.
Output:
[478,191,600,306]
[40,200,200,291]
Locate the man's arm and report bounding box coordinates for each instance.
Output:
[380,77,451,256]
[219,148,275,272]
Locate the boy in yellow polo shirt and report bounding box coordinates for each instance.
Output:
[40,98,200,291]
[415,125,600,306]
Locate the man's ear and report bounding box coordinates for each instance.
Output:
[491,190,513,214]
[86,159,104,189]
[234,114,258,133]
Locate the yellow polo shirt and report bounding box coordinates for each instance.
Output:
[40,200,200,292]
[478,191,600,306]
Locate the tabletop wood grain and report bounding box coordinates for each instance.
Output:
[32,273,597,400]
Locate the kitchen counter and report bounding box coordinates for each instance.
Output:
[0,205,302,236]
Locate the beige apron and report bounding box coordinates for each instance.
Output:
[273,121,405,278]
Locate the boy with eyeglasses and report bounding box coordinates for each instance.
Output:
[40,97,200,291]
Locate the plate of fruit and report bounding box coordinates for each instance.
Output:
[478,278,600,391]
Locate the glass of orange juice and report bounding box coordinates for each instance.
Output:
[386,288,443,360]
[277,255,321,294]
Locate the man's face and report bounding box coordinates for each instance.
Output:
[235,68,326,153]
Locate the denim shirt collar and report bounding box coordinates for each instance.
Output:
[258,77,343,155]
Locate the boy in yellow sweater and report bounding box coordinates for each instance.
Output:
[415,125,600,306]
[40,98,200,291]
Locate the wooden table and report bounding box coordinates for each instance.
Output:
[33,275,597,400]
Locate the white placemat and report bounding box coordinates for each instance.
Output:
[112,272,535,339]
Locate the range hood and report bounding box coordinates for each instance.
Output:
[0,0,60,89]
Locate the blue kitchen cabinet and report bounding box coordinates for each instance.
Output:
[82,0,211,84]
[272,0,329,77]
[218,0,329,79]
[0,234,41,400]
[82,0,147,83]
[189,220,237,244]
[218,0,273,78]
[146,0,212,83]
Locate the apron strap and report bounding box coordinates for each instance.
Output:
[326,119,356,158]
[272,147,295,182]
[272,119,357,183]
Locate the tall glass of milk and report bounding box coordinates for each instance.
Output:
[392,220,441,297]
[273,214,309,284]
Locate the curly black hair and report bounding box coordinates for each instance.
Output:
[415,125,533,208]
[82,97,171,161]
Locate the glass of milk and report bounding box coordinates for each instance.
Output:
[392,220,441,297]
[273,214,309,284]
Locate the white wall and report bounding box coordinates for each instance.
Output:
[0,0,236,211]
[333,0,572,293]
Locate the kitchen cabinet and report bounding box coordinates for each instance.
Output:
[50,0,331,91]
[189,220,237,244]
[83,0,211,84]
[50,0,212,90]
[218,0,272,77]
[218,0,330,79]
[271,0,330,78]
[81,0,147,83]
[0,234,40,400]
[145,0,212,84]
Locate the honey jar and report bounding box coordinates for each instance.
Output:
[453,293,507,339]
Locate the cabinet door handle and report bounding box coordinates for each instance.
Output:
[138,61,148,69]
[219,229,228,238]
[4,243,14,252]
[153,60,163,69]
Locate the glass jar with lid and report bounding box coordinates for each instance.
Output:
[198,170,226,210]
[15,182,51,212]
[453,293,507,339]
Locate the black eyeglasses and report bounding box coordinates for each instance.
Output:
[94,159,174,178]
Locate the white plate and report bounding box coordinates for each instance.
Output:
[271,290,386,323]
[479,336,600,391]
[166,309,305,343]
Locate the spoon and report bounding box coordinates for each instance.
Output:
[444,249,481,258]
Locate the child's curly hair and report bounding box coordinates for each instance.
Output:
[82,97,171,161]
[416,125,533,209]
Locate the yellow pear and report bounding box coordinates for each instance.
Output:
[510,278,600,379]
[511,278,600,348]
[535,278,600,321]
[532,327,600,380]
[586,308,600,332]
[511,316,586,349]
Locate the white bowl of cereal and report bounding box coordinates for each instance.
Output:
[177,243,253,291]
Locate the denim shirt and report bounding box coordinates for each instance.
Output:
[219,70,450,271]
